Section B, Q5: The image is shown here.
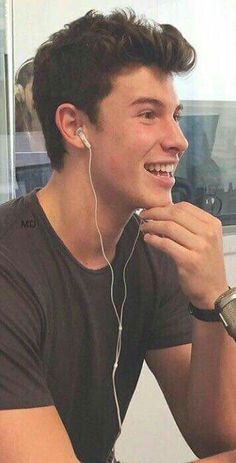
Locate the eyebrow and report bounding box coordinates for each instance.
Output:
[129,97,183,112]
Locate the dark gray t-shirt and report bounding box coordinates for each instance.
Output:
[0,188,192,463]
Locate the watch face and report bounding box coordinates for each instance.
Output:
[216,288,236,311]
[219,299,236,340]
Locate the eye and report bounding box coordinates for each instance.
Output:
[138,111,157,120]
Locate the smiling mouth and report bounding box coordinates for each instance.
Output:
[144,161,176,176]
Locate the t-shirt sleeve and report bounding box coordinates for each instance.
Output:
[145,247,193,350]
[0,259,54,409]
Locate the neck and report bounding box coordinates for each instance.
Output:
[36,168,134,270]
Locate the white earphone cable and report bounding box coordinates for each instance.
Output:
[87,143,141,460]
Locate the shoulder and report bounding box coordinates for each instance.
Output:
[0,191,44,295]
[0,190,39,242]
[0,195,26,239]
[0,190,40,253]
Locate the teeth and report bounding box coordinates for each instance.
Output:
[145,163,175,173]
[165,164,174,173]
[149,164,155,171]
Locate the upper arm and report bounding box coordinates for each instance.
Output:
[0,263,79,462]
[0,405,79,463]
[145,343,192,436]
[0,267,53,409]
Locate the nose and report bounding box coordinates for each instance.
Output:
[160,120,189,159]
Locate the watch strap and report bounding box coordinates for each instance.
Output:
[189,303,220,322]
[189,287,232,322]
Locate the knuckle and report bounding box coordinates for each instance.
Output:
[205,227,216,240]
[164,222,172,233]
[172,206,181,220]
[175,202,185,210]
[214,217,223,231]
[204,219,221,238]
[186,253,197,271]
[196,238,208,254]
[158,237,168,251]
[200,240,209,253]
[209,215,222,228]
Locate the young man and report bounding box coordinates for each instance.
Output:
[0,9,236,463]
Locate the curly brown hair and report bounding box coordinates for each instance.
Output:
[32,8,196,171]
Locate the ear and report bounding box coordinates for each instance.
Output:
[55,103,87,150]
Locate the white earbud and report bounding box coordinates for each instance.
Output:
[76,127,91,149]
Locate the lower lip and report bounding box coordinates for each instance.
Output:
[145,170,176,188]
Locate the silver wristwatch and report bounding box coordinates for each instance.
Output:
[215,287,236,340]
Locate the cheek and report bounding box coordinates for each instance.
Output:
[108,155,129,178]
[129,122,158,150]
[137,125,158,147]
[107,131,155,174]
[96,124,157,175]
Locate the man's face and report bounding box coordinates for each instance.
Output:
[87,65,188,212]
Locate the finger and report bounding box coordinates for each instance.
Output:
[140,201,215,225]
[143,232,190,266]
[141,220,200,250]
[140,202,218,235]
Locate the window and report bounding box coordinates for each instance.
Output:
[172,101,236,225]
[14,57,52,197]
[0,0,14,204]
[158,0,236,227]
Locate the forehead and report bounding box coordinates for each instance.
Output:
[104,65,180,109]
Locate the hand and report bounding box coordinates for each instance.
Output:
[140,202,228,309]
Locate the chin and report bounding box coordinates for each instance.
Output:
[136,190,173,210]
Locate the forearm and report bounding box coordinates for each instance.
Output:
[190,448,236,463]
[140,205,236,457]
[186,319,236,457]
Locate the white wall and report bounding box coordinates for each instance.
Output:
[116,364,196,463]
[13,0,157,69]
[13,1,236,462]
[157,0,236,101]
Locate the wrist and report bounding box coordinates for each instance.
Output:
[189,287,236,341]
[189,286,231,322]
[190,283,230,310]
